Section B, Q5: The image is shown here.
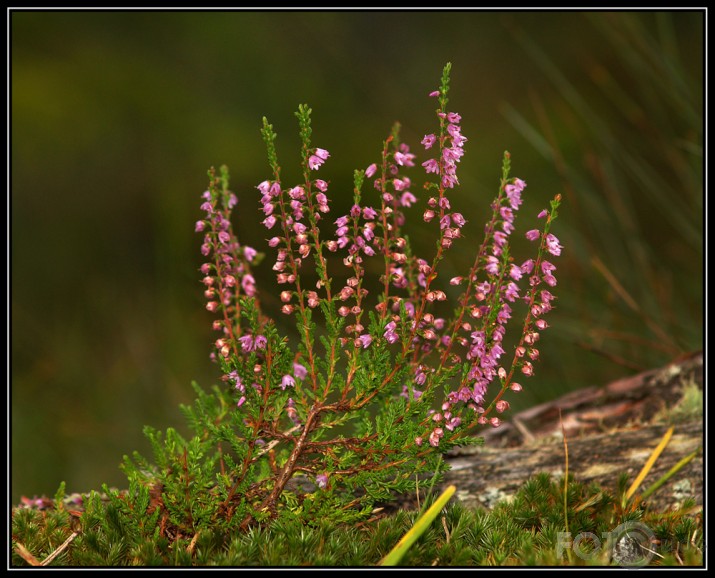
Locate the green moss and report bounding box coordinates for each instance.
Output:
[12,473,702,567]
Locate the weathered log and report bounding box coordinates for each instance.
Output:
[441,351,703,512]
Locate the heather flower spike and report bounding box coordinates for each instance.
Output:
[187,63,561,530]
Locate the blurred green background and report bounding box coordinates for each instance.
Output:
[11,10,703,504]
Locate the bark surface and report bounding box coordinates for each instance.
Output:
[440,351,703,512]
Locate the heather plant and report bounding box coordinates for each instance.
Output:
[117,63,562,537]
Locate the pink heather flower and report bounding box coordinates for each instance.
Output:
[270,182,281,197]
[357,334,372,348]
[423,209,435,222]
[545,233,562,256]
[500,207,514,222]
[195,220,205,232]
[429,90,440,97]
[244,246,257,261]
[451,212,466,227]
[363,206,377,220]
[504,282,520,302]
[242,274,256,296]
[237,396,246,408]
[538,209,548,219]
[308,155,325,170]
[495,400,510,413]
[544,274,557,287]
[490,417,502,428]
[509,264,523,281]
[365,163,377,178]
[521,361,534,376]
[289,186,305,200]
[421,134,437,149]
[281,374,296,390]
[422,159,439,174]
[505,184,524,210]
[392,177,410,191]
[485,256,500,275]
[316,474,329,489]
[314,148,330,161]
[510,382,523,392]
[293,362,308,379]
[384,321,399,344]
[429,427,444,447]
[393,152,409,166]
[525,229,540,241]
[238,335,255,352]
[541,260,556,275]
[447,112,461,123]
[314,179,328,192]
[521,259,535,274]
[450,276,463,285]
[262,215,277,229]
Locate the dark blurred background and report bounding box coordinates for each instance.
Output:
[10,10,703,504]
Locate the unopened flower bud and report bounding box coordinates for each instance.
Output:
[495,400,510,413]
[527,332,540,345]
[280,291,292,303]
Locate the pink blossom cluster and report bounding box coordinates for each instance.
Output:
[196,76,562,459]
[421,110,467,189]
[196,184,259,357]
